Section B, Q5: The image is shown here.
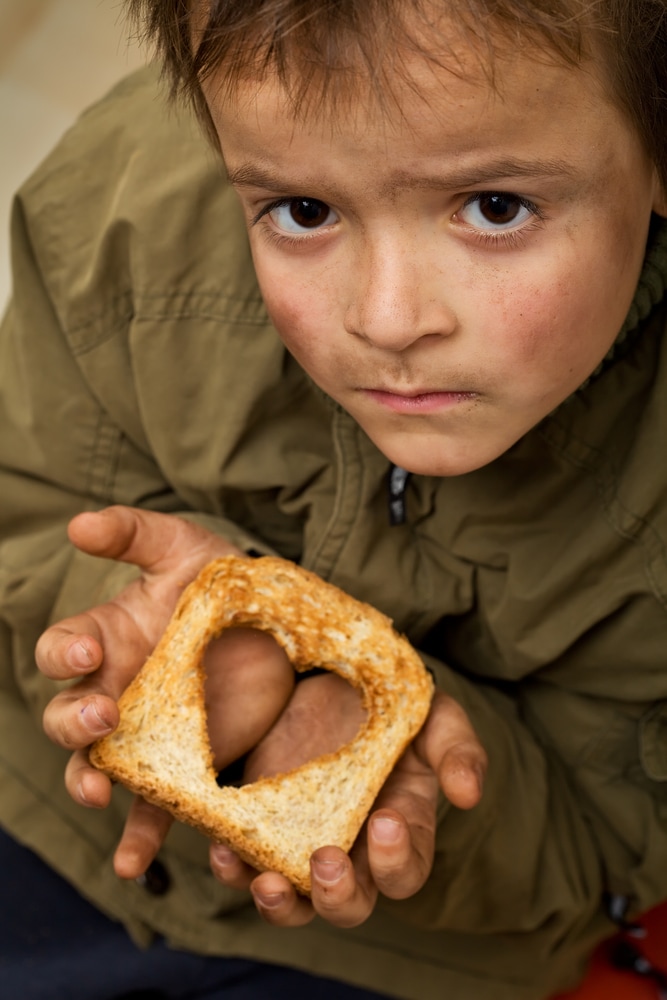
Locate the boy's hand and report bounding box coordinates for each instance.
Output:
[209,681,486,927]
[38,507,485,914]
[37,505,294,876]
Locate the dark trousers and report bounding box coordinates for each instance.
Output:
[0,829,388,1000]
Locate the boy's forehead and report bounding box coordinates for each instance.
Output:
[208,35,607,145]
[200,1,615,140]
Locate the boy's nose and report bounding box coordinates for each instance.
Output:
[344,240,457,352]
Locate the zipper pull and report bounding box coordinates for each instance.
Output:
[388,465,411,526]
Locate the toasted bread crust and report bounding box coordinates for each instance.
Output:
[90,556,434,893]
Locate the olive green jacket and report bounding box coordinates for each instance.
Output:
[1,68,666,1000]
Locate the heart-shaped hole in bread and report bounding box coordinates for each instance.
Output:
[202,628,368,784]
[90,555,433,894]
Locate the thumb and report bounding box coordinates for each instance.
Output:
[67,506,241,576]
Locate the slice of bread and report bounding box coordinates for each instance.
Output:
[90,555,434,894]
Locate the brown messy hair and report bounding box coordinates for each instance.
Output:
[125,0,667,186]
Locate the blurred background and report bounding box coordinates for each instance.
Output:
[0,0,146,309]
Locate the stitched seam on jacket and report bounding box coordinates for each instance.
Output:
[87,409,123,502]
[134,292,266,305]
[67,295,134,356]
[135,311,270,324]
[66,291,270,356]
[305,409,364,579]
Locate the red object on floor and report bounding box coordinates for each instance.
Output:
[553,902,667,999]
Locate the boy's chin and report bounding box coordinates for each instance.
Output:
[372,432,515,478]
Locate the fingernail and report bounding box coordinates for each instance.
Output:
[210,844,237,868]
[69,641,94,671]
[311,859,345,885]
[253,890,286,911]
[81,702,112,736]
[76,777,103,810]
[371,816,402,845]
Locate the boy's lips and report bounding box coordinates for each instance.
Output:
[361,387,478,414]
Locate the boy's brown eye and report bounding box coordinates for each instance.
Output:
[262,197,338,236]
[456,191,536,235]
[287,199,331,228]
[477,193,522,225]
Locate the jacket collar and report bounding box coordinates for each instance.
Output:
[585,214,667,384]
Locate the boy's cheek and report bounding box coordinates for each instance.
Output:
[260,285,304,337]
[255,265,333,350]
[260,289,321,363]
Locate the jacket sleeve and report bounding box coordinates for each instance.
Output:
[381,652,603,939]
[383,624,667,946]
[0,64,329,731]
[0,189,277,728]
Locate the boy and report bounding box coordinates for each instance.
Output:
[1,0,667,997]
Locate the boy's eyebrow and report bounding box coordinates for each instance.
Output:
[385,157,580,194]
[227,157,580,196]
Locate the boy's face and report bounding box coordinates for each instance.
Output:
[204,36,666,476]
